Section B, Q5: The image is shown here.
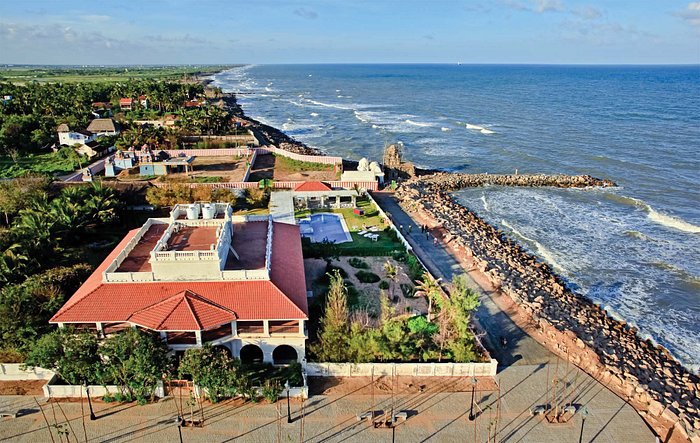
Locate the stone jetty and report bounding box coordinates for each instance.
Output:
[396,173,699,442]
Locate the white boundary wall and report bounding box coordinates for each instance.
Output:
[42,375,166,399]
[307,360,497,377]
[0,364,54,381]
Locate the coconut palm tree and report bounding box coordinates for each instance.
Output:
[414,272,442,321]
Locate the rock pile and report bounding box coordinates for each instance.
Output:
[413,171,617,189]
[396,173,699,441]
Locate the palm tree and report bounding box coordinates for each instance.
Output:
[383,260,398,301]
[414,272,442,321]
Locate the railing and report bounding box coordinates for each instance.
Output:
[166,332,197,345]
[269,321,300,335]
[265,217,273,272]
[236,322,264,335]
[215,222,232,266]
[152,250,219,261]
[202,324,233,342]
[219,269,269,280]
[103,271,156,282]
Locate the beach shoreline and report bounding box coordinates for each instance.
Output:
[208,69,699,441]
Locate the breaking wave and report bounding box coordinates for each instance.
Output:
[609,195,700,234]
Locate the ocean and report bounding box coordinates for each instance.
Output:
[213,64,700,370]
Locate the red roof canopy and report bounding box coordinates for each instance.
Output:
[294,181,332,192]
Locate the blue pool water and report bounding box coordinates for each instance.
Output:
[299,213,352,244]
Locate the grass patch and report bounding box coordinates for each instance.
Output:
[0,151,87,178]
[274,154,335,173]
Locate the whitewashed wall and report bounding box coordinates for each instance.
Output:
[0,364,54,381]
[306,360,498,377]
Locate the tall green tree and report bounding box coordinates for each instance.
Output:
[99,329,172,403]
[311,270,351,362]
[24,328,100,385]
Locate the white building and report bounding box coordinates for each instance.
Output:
[50,203,308,365]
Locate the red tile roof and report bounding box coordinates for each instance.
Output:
[50,222,308,330]
[119,98,133,105]
[294,181,332,192]
[129,290,235,331]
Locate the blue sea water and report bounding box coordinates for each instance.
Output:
[214,64,700,370]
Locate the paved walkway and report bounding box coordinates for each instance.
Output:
[269,191,295,225]
[371,191,656,442]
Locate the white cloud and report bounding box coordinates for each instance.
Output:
[674,2,700,27]
[534,0,563,13]
[293,8,318,20]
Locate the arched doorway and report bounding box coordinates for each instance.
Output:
[272,345,298,365]
[239,344,263,364]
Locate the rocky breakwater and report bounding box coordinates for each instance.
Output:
[220,93,322,156]
[396,173,699,442]
[415,171,617,188]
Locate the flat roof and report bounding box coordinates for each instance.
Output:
[167,226,218,252]
[116,223,167,273]
[225,221,268,270]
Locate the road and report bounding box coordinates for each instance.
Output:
[60,157,107,182]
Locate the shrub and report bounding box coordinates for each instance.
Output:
[261,380,282,403]
[355,270,380,284]
[379,280,390,290]
[348,258,369,269]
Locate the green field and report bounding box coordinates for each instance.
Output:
[0,65,238,84]
[0,151,87,178]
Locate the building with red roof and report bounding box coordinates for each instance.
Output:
[51,202,308,365]
[119,98,133,111]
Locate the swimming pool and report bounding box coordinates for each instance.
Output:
[298,213,352,244]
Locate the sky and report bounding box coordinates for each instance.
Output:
[0,0,699,65]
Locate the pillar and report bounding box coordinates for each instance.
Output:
[232,320,238,337]
[351,195,356,206]
[299,320,305,337]
[263,320,270,336]
[335,196,340,208]
[195,330,202,346]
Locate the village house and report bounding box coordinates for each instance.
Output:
[86,118,120,137]
[119,98,133,111]
[50,203,308,365]
[57,123,95,146]
[139,95,149,109]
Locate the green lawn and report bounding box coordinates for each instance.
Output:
[297,199,405,257]
[0,152,86,178]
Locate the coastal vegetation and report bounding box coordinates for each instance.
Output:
[0,65,235,84]
[0,179,125,361]
[24,327,171,404]
[310,269,481,363]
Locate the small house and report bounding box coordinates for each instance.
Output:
[86,118,120,137]
[57,124,95,146]
[119,98,133,111]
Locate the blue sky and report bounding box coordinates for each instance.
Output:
[0,0,699,64]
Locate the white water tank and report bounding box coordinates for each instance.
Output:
[186,203,200,220]
[202,204,215,219]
